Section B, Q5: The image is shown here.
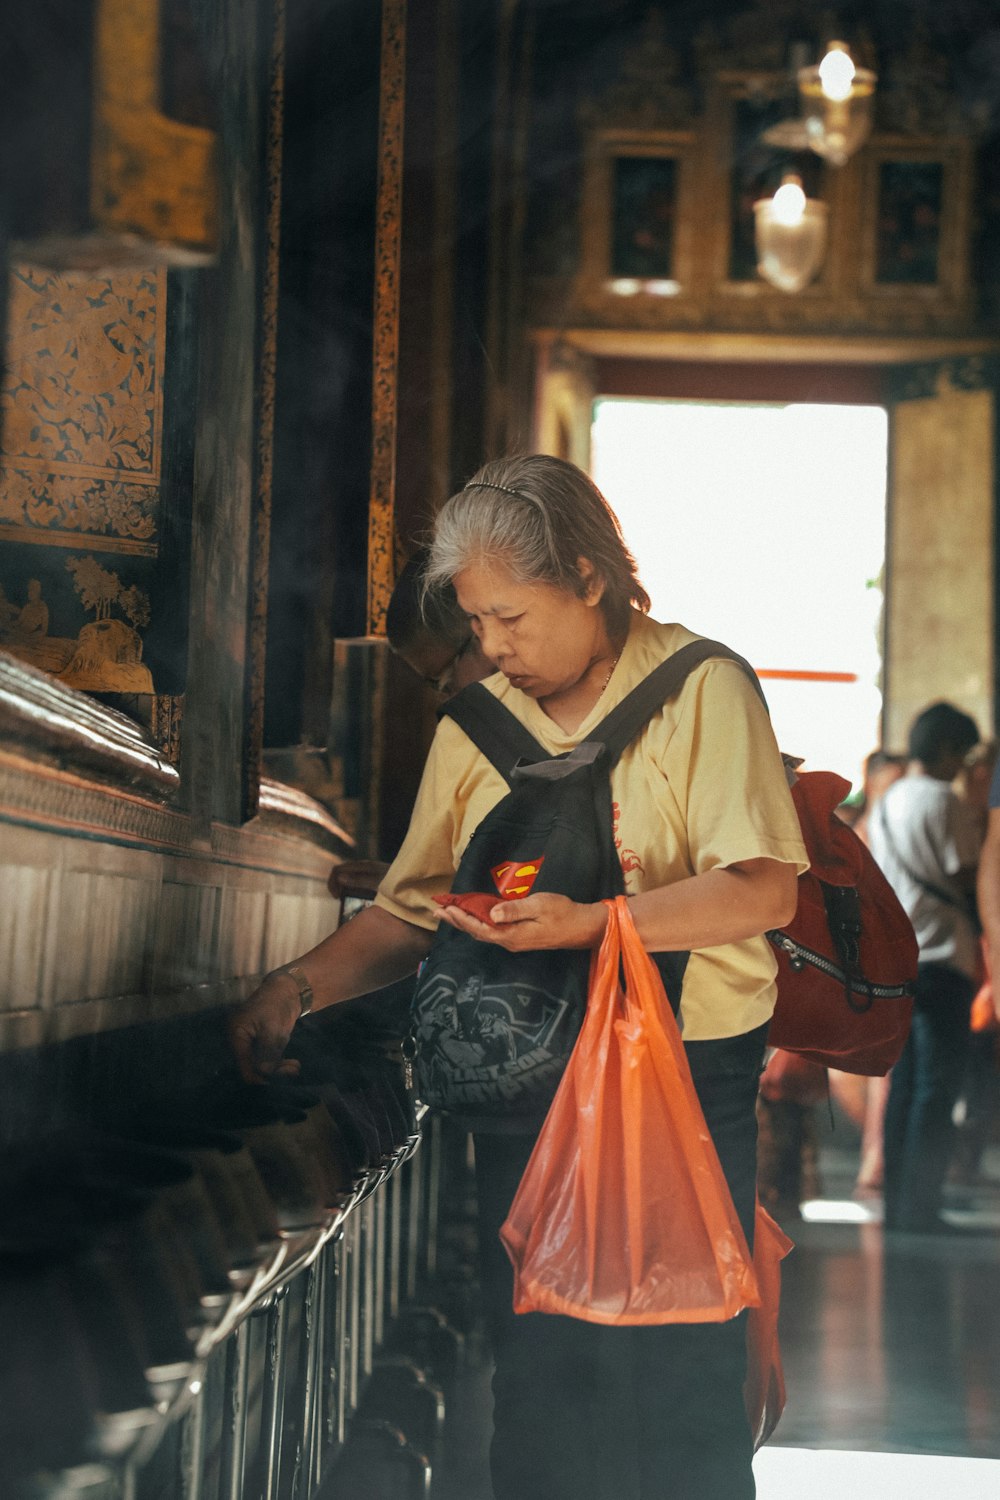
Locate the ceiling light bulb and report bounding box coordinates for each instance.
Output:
[754,176,828,293]
[818,42,856,103]
[771,179,807,226]
[797,41,875,166]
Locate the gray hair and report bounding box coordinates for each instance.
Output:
[423,454,650,638]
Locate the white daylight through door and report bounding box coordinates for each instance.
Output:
[591,397,890,789]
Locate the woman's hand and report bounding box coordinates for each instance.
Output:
[225,907,433,1083]
[436,858,799,957]
[437,892,608,951]
[227,971,304,1084]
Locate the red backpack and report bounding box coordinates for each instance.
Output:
[765,769,917,1075]
[660,642,917,1076]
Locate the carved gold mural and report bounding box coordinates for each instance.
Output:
[0,264,165,695]
[1,265,164,552]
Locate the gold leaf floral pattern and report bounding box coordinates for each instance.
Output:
[0,265,164,554]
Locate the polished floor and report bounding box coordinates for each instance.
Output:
[432,1141,1000,1498]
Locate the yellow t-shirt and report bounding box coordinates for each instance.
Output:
[375,612,809,1041]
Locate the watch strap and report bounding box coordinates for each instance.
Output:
[282,963,314,1016]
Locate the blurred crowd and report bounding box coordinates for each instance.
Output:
[758,712,1000,1232]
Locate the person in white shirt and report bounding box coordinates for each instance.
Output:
[868,701,981,1233]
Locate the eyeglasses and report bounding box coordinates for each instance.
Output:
[422,635,475,696]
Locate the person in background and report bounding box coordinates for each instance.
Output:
[868,702,982,1233]
[953,741,1000,1184]
[756,1048,827,1221]
[956,740,997,841]
[838,749,906,845]
[385,545,491,694]
[330,545,492,904]
[832,749,907,1197]
[322,548,495,1243]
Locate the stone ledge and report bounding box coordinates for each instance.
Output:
[0,650,178,798]
[256,777,355,855]
[0,651,355,869]
[0,750,351,878]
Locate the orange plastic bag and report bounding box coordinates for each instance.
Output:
[971,938,998,1035]
[499,897,762,1325]
[745,1206,794,1449]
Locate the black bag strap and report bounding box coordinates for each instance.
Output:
[592,639,767,766]
[439,682,550,783]
[441,638,767,782]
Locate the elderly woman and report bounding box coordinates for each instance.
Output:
[230,454,806,1500]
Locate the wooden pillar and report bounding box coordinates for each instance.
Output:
[885,362,995,747]
[182,0,279,827]
[245,0,286,816]
[367,0,408,637]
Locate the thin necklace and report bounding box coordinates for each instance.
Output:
[599,649,622,696]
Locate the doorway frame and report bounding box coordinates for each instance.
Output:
[532,329,1000,743]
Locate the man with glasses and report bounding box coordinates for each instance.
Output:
[386,545,489,698]
[330,546,492,902]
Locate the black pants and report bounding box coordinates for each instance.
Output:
[883,962,974,1231]
[473,1023,768,1500]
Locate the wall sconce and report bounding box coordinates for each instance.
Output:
[753,174,828,292]
[798,40,876,167]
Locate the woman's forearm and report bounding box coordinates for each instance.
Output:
[228,905,434,1082]
[295,904,433,1010]
[625,858,799,952]
[465,857,800,956]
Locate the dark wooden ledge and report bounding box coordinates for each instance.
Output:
[257,777,355,854]
[0,650,179,799]
[0,651,355,861]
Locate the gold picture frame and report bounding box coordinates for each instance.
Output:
[575,128,697,311]
[857,136,974,315]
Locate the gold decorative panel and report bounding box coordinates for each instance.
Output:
[0,265,167,697]
[1,264,165,555]
[857,136,974,319]
[92,0,218,260]
[575,127,698,310]
[530,15,983,344]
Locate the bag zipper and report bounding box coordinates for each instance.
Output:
[766,930,913,1010]
[401,1028,419,1098]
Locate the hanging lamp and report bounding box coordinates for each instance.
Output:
[798,40,876,167]
[753,174,828,293]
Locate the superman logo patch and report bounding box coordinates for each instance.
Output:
[491,857,545,899]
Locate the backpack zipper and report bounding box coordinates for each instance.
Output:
[401,1028,419,1098]
[766,930,913,1007]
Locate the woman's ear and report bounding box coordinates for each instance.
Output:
[576,557,606,606]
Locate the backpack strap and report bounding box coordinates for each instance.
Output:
[441,638,768,780]
[593,638,768,766]
[439,681,551,784]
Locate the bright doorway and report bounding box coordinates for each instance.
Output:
[591,398,890,788]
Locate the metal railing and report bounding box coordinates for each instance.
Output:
[2,1071,461,1500]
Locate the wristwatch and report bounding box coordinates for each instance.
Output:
[280,963,314,1017]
